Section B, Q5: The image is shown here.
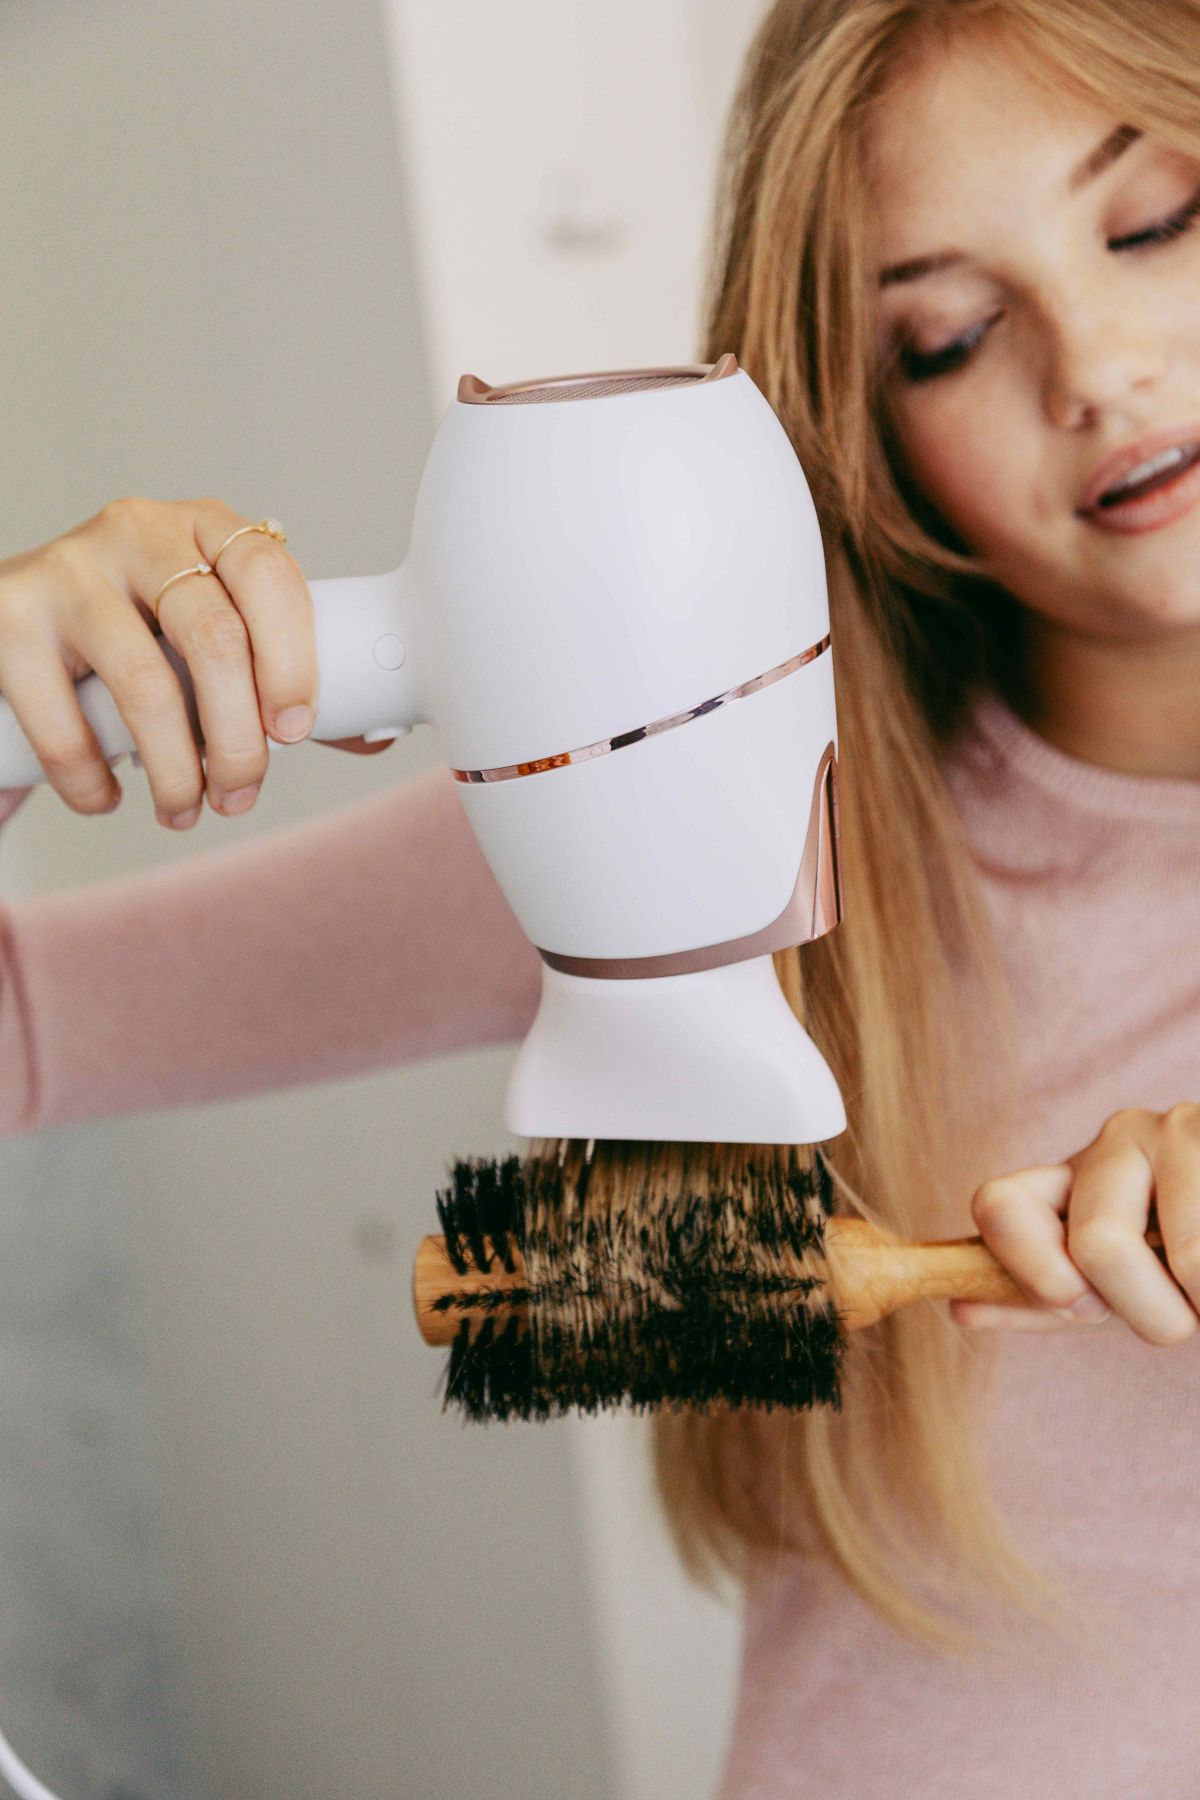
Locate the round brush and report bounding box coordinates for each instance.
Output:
[411,1143,1166,1423]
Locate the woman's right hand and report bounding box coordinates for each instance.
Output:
[0,496,320,828]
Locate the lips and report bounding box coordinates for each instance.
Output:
[1076,423,1200,516]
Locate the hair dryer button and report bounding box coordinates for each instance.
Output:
[372,633,406,672]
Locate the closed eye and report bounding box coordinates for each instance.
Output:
[895,181,1200,386]
[1108,180,1200,251]
[897,313,1000,385]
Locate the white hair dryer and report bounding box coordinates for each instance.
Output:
[0,354,846,1145]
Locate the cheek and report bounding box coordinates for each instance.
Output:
[891,386,1033,553]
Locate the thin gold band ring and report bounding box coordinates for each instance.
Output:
[149,517,287,618]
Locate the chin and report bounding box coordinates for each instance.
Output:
[1097,584,1200,637]
[1132,599,1200,634]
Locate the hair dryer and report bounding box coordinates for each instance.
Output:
[0,354,846,1144]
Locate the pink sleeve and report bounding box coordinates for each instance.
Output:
[0,767,544,1133]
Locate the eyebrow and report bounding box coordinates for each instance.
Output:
[877,123,1145,289]
[1067,122,1142,193]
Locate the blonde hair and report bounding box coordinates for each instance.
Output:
[653,0,1200,1657]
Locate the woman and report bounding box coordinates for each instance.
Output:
[659,2,1200,1793]
[1,0,1198,1790]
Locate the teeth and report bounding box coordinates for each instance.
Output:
[1102,444,1192,500]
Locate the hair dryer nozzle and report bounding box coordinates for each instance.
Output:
[504,954,846,1145]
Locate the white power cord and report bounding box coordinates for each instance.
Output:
[0,1715,64,1799]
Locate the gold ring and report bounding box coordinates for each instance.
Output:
[211,517,287,570]
[149,560,215,618]
[148,519,286,621]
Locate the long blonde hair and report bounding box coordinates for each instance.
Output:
[653,0,1200,1657]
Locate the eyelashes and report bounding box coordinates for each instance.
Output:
[1110,181,1200,252]
[895,181,1200,386]
[898,314,996,384]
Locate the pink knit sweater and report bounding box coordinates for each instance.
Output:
[0,762,545,1132]
[0,690,1196,1795]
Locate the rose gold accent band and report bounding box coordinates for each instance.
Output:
[537,741,841,978]
[456,351,739,406]
[449,634,831,785]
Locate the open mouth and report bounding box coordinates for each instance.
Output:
[1096,442,1200,508]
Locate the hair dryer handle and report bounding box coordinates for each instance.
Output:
[0,568,427,788]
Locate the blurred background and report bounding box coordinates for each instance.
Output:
[0,0,769,1793]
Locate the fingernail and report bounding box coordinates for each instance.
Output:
[218,785,259,815]
[164,803,201,830]
[273,705,313,743]
[1068,1292,1111,1322]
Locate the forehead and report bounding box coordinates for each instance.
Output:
[864,29,1113,247]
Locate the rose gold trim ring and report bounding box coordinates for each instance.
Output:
[449,634,831,785]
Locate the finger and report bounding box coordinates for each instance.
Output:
[1068,1131,1198,1346]
[950,1300,1079,1332]
[66,578,205,827]
[970,1163,1109,1318]
[0,632,121,814]
[153,570,268,815]
[192,503,318,745]
[1143,1103,1200,1325]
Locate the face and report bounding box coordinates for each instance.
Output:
[869,29,1200,645]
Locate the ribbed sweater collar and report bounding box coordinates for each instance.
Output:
[959,687,1200,827]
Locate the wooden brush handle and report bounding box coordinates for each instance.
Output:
[413,1217,1169,1345]
[820,1218,1160,1328]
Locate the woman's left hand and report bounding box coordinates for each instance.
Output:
[950,1106,1200,1342]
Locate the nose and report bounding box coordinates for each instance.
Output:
[1042,288,1167,430]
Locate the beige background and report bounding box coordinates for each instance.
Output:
[0,1,766,1794]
